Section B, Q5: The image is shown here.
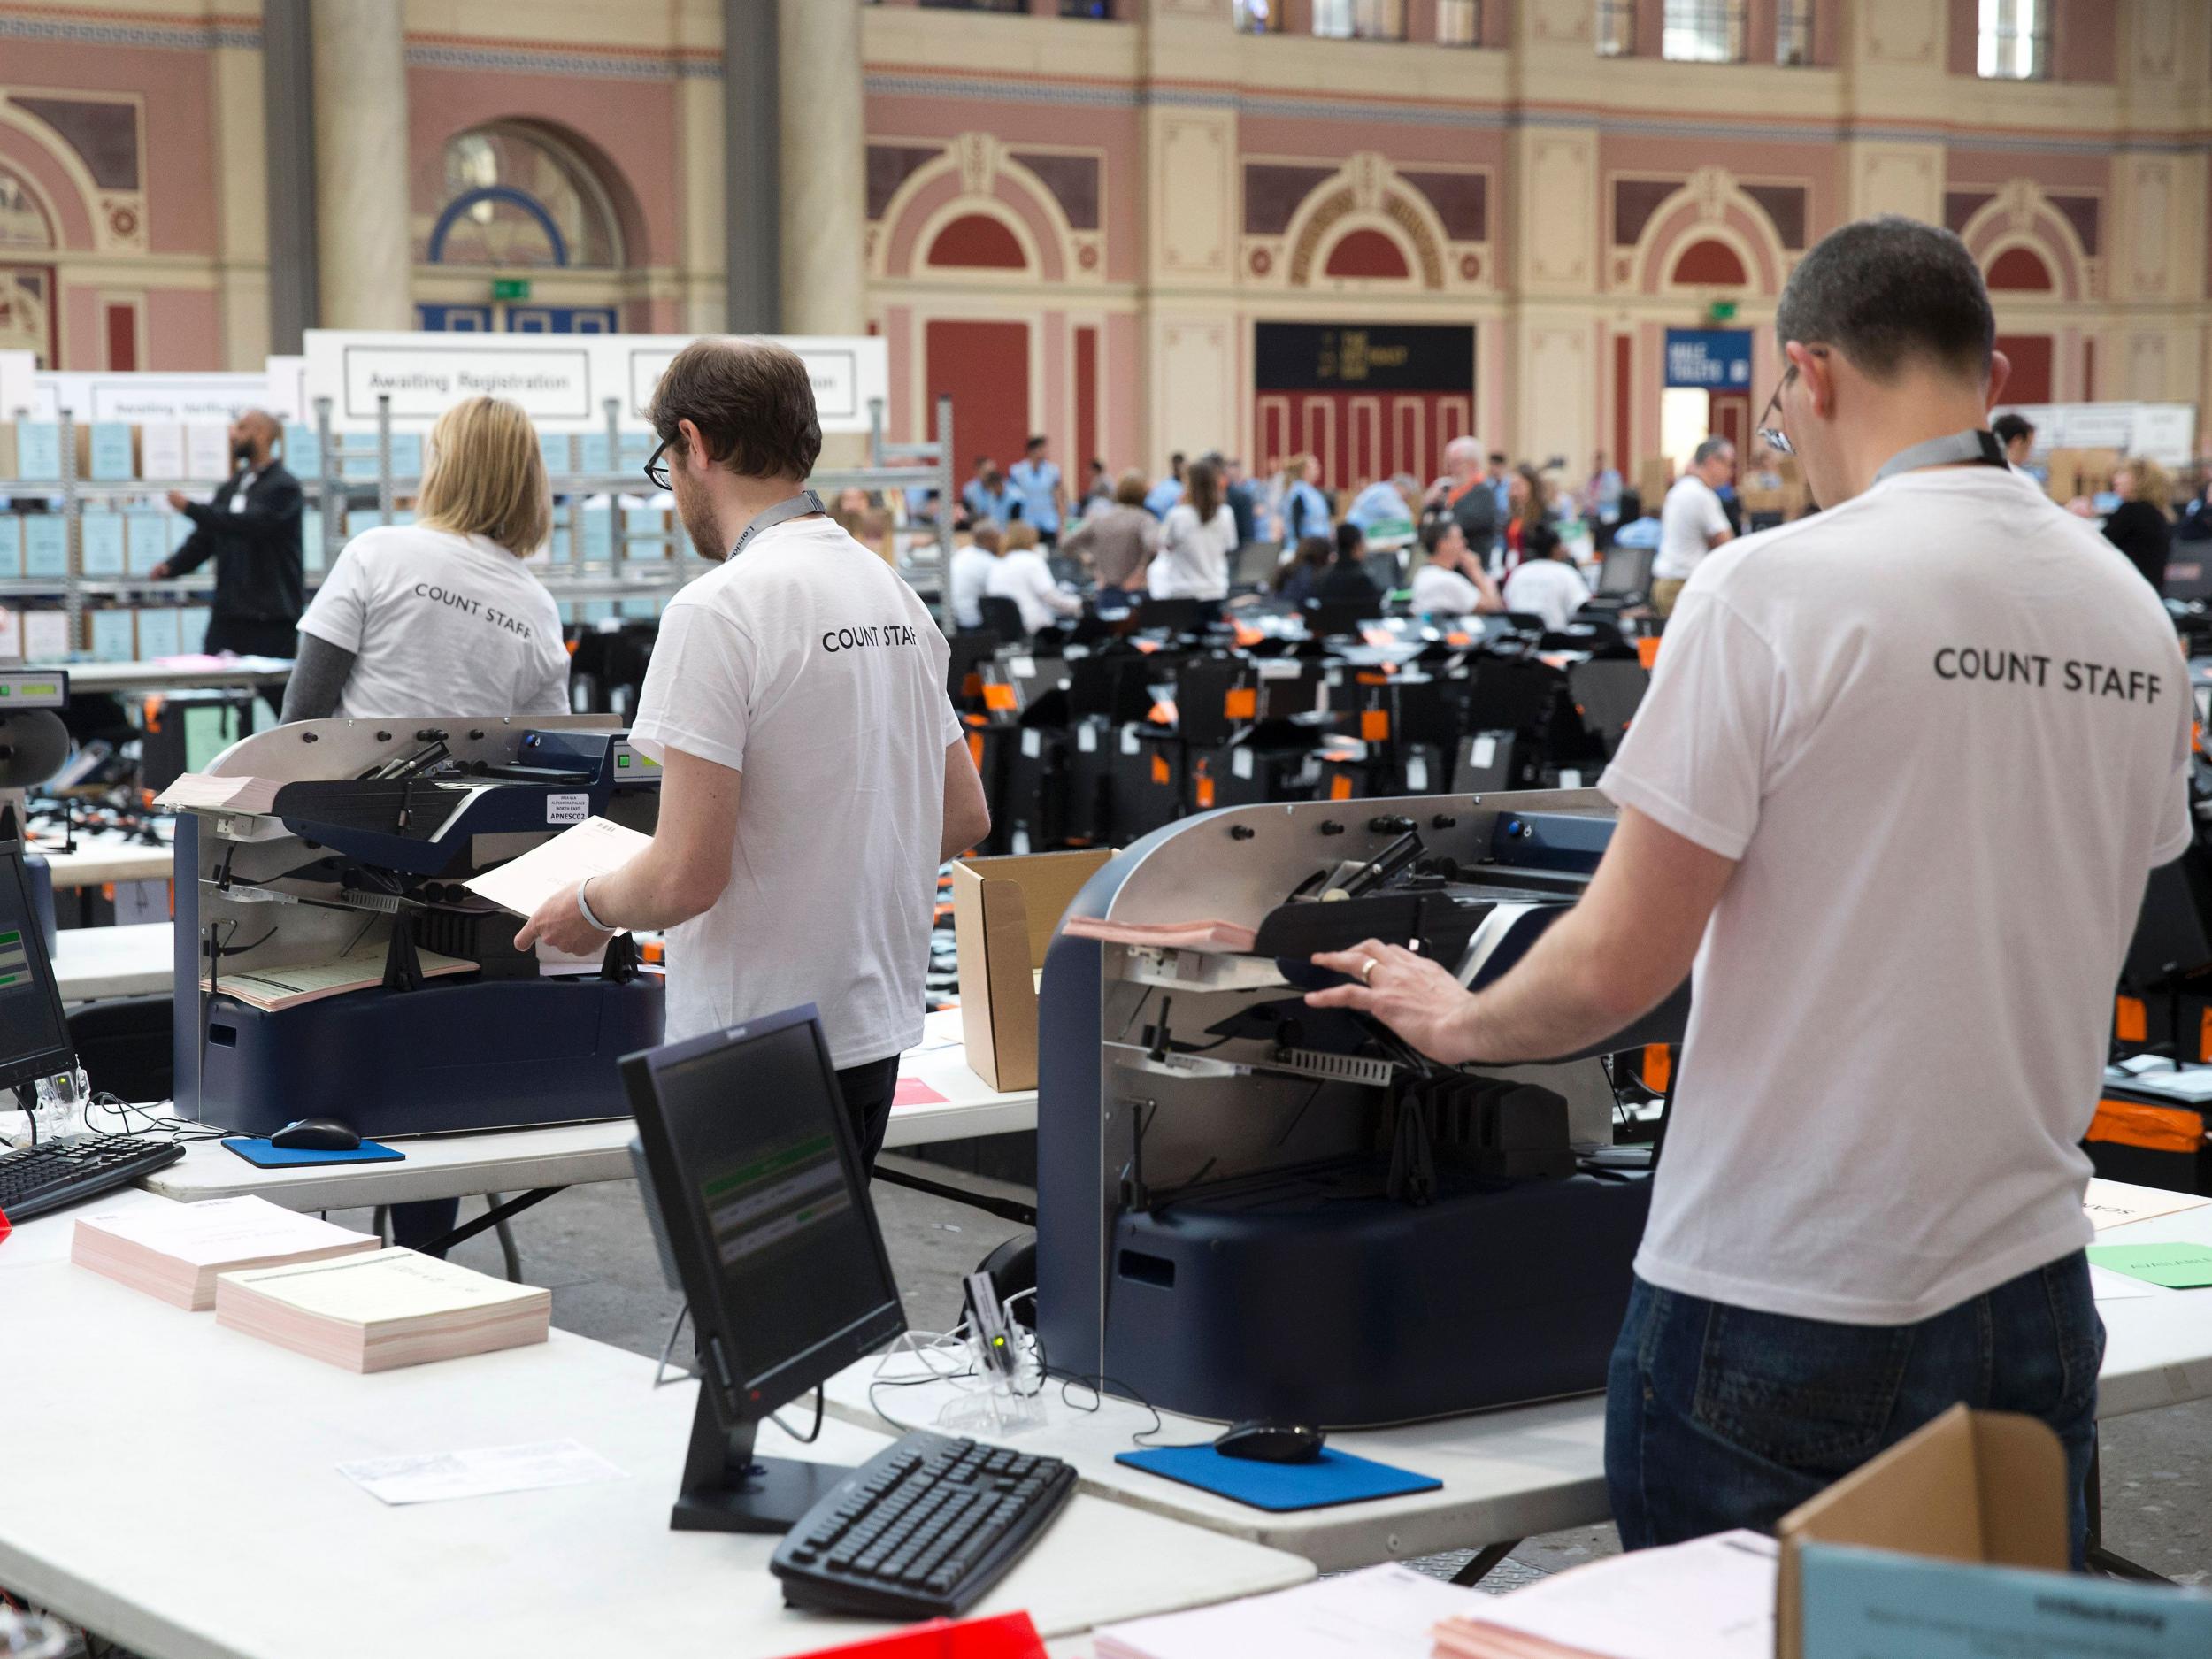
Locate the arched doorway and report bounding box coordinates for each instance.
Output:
[0,163,58,366]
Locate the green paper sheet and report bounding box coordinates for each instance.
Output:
[2085,1242,2212,1289]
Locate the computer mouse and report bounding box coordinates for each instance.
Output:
[269,1118,362,1152]
[1213,1421,1326,1463]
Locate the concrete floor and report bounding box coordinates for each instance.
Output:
[335,1172,2212,1593]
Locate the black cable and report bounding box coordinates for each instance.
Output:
[770,1384,826,1446]
[1049,1370,1168,1447]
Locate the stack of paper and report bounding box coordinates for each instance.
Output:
[200,948,478,1012]
[215,1248,550,1372]
[1063,916,1259,953]
[156,772,286,814]
[1094,1563,1484,1659]
[1431,1532,1776,1659]
[73,1195,380,1310]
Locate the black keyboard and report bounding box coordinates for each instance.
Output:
[771,1431,1076,1619]
[0,1137,185,1224]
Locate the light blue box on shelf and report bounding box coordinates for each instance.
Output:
[127,512,170,575]
[557,601,577,625]
[171,512,191,551]
[16,423,63,480]
[616,596,661,620]
[578,434,611,475]
[134,608,182,659]
[581,600,616,624]
[619,431,653,467]
[302,507,325,572]
[81,510,126,576]
[87,423,135,481]
[549,526,570,559]
[341,444,380,480]
[88,609,135,662]
[582,506,613,559]
[180,606,211,654]
[0,517,20,579]
[390,434,424,479]
[280,422,319,476]
[23,515,66,578]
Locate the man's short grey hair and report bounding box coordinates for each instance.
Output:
[1444,435,1484,467]
[1775,215,1995,383]
[1693,437,1734,466]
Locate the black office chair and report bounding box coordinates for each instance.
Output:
[66,994,173,1104]
[978,596,1030,645]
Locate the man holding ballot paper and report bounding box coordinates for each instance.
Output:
[517,337,990,1170]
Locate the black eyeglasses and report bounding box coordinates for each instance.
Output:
[1755,364,1797,457]
[643,435,673,490]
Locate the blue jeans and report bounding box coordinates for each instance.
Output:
[1605,1251,2104,1566]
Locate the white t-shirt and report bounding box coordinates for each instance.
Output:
[628,518,960,1067]
[1156,503,1236,600]
[985,550,1079,635]
[1654,473,1730,581]
[1409,563,1486,615]
[1601,466,2192,1325]
[949,543,995,631]
[296,525,568,719]
[1501,557,1593,632]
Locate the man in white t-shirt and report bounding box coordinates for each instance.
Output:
[1650,437,1734,616]
[1302,218,2190,1563]
[1499,521,1592,633]
[519,338,991,1168]
[1408,517,1501,616]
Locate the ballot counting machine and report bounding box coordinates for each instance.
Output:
[168,716,664,1137]
[1035,791,1689,1428]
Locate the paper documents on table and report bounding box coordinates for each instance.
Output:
[1062,916,1259,953]
[2082,1177,2212,1232]
[1094,1563,1482,1659]
[338,1440,625,1507]
[73,1194,380,1310]
[214,1248,551,1372]
[462,815,651,927]
[1431,1530,1776,1659]
[2084,1242,2212,1289]
[156,772,283,814]
[203,948,478,1011]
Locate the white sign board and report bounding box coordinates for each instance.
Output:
[303,330,887,434]
[31,371,270,423]
[265,355,309,422]
[0,349,33,419]
[1993,401,2199,467]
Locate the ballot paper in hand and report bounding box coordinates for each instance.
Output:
[461,816,652,928]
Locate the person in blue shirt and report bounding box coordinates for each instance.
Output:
[1486,451,1512,532]
[1144,453,1187,519]
[1007,434,1064,547]
[1279,454,1333,545]
[1346,472,1418,535]
[960,458,1019,528]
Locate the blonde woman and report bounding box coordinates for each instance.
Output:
[282,396,570,723]
[2100,456,2174,593]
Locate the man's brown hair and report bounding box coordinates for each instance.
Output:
[647,337,822,481]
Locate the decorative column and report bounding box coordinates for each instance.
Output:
[776,0,866,339]
[309,0,411,330]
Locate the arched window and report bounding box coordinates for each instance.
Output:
[1985,245,2055,292]
[926,213,1028,270]
[1324,228,1410,280]
[425,123,622,269]
[0,165,53,250]
[1672,238,1747,286]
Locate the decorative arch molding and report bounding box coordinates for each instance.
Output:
[1960,181,2092,303]
[1281,154,1449,290]
[0,104,104,251]
[423,115,647,267]
[877,133,1080,284]
[1624,168,1789,296]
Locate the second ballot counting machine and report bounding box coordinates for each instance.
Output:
[1035,791,1689,1429]
[167,715,664,1137]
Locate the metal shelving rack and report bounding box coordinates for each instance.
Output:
[0,388,958,649]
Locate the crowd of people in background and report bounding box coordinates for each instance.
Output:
[899,409,2209,645]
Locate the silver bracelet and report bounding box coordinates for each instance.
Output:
[575,877,613,933]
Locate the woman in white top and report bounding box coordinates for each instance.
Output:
[984,520,1082,636]
[1155,456,1236,600]
[1500,521,1594,633]
[949,522,1002,630]
[1409,518,1503,617]
[283,395,569,724]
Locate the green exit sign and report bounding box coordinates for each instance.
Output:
[1707,299,1738,323]
[492,278,532,301]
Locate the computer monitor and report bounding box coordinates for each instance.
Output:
[1597,543,1653,597]
[0,841,72,1102]
[1231,540,1282,589]
[622,1004,907,1533]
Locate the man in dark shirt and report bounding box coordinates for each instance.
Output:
[1221,454,1258,545]
[150,410,304,657]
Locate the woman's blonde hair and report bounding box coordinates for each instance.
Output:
[416,396,552,556]
[1004,520,1041,552]
[2124,455,2173,512]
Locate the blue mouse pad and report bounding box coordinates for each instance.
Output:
[1114,1444,1442,1512]
[221,1137,404,1168]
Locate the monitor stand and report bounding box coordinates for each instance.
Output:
[670,1386,853,1534]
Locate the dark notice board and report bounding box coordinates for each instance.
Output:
[1254,323,1476,393]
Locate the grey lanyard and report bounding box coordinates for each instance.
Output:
[1871,428,2008,484]
[730,489,826,557]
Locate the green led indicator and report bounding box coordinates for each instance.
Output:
[618,754,631,768]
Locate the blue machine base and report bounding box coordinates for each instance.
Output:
[1102,1165,1651,1428]
[191,975,664,1138]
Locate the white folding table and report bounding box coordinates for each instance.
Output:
[0,1190,1312,1659]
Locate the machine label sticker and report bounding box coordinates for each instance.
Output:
[547,794,589,824]
[1021,730,1041,758]
[1472,735,1498,768]
[1233,749,1256,780]
[1407,754,1429,791]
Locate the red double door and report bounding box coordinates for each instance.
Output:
[1252,391,1475,494]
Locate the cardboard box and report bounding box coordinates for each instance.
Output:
[1776,1404,2066,1659]
[2046,446,2122,506]
[951,849,1113,1092]
[1635,456,1674,509]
